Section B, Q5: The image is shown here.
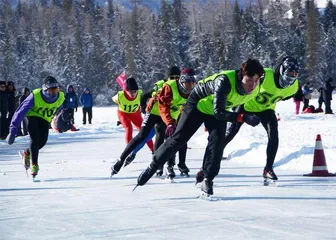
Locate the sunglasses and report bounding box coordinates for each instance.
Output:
[286,71,299,78]
[128,90,138,94]
[169,76,180,80]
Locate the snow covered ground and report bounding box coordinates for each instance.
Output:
[0,96,336,240]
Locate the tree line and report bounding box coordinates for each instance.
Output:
[0,0,335,105]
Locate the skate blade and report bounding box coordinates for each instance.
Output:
[32,175,40,182]
[198,192,218,201]
[180,172,190,178]
[19,151,29,178]
[155,172,164,178]
[165,177,175,183]
[263,178,277,186]
[132,184,139,192]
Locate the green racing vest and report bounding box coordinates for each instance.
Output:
[152,80,165,97]
[26,88,65,122]
[196,70,260,115]
[117,89,143,113]
[244,68,299,112]
[150,80,187,120]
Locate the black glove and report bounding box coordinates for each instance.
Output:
[214,109,226,121]
[243,114,260,127]
[140,106,146,114]
[165,123,177,137]
[6,132,16,145]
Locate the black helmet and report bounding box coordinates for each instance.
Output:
[279,56,299,88]
[42,76,59,90]
[165,66,180,79]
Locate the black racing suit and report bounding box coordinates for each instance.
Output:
[224,106,278,169]
[149,73,248,181]
[113,113,166,173]
[26,116,50,166]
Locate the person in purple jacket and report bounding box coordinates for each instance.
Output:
[6,76,65,177]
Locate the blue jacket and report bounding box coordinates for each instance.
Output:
[80,88,93,108]
[63,85,78,109]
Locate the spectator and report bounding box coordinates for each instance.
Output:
[322,77,335,114]
[52,107,79,133]
[293,84,304,114]
[317,87,324,112]
[302,82,313,112]
[80,88,93,124]
[63,85,78,124]
[6,81,16,135]
[0,81,8,139]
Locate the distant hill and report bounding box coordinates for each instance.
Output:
[6,0,250,12]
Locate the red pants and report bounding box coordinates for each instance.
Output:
[294,100,301,115]
[118,110,154,152]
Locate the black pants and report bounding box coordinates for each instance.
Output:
[119,114,165,162]
[0,111,7,138]
[302,98,309,111]
[151,101,227,181]
[154,122,166,152]
[26,116,49,165]
[83,107,92,124]
[224,107,278,169]
[65,108,75,124]
[324,100,332,113]
[178,144,188,166]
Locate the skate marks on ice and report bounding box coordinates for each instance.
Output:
[0,186,80,192]
[43,176,134,182]
[157,193,336,202]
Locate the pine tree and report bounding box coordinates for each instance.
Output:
[305,0,323,86]
[321,0,336,32]
[171,0,191,67]
[0,0,16,81]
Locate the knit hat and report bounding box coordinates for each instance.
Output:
[42,76,59,90]
[166,66,181,78]
[179,68,196,83]
[125,77,138,91]
[7,81,14,86]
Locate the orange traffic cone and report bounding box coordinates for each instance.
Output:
[304,134,336,177]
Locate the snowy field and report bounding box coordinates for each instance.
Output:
[0,96,336,240]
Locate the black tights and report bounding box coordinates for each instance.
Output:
[26,117,49,165]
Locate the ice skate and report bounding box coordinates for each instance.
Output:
[177,163,190,177]
[110,158,123,179]
[199,178,215,201]
[156,166,164,177]
[19,150,31,170]
[31,165,40,182]
[137,164,158,186]
[124,153,136,167]
[195,169,204,185]
[262,167,278,186]
[165,166,176,182]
